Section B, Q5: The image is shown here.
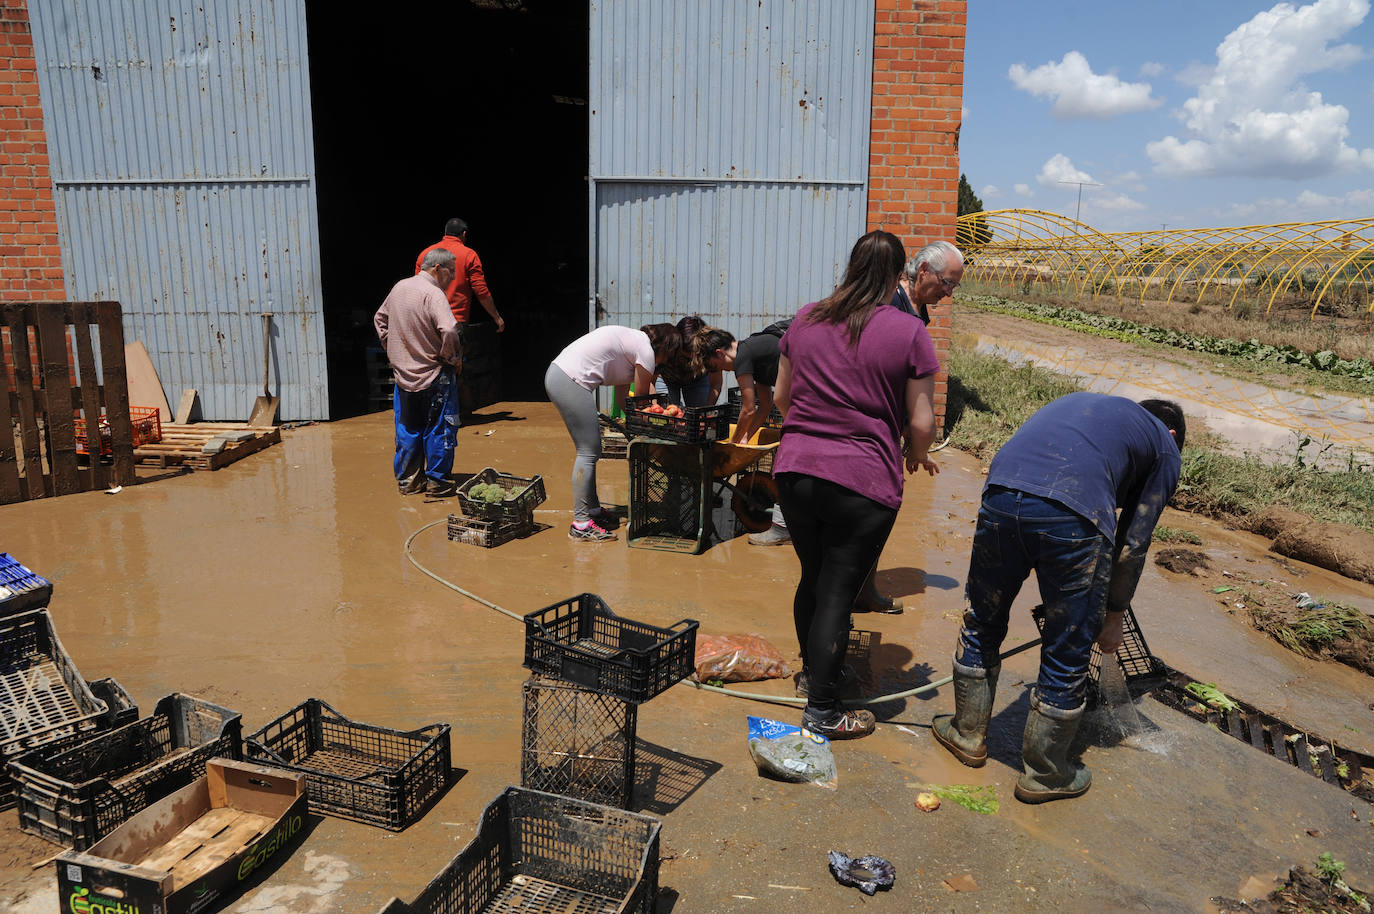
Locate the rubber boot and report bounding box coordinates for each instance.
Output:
[1015,692,1092,804]
[930,659,999,767]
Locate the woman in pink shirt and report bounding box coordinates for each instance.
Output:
[545,324,681,541]
[773,230,940,738]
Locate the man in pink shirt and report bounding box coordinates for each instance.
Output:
[375,249,464,497]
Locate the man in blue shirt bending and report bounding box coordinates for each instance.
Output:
[932,393,1185,803]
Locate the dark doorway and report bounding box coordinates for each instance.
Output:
[306,0,590,419]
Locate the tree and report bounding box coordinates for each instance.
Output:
[956,173,992,251]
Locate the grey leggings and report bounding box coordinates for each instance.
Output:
[544,363,602,522]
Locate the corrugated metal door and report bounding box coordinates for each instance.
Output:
[589,0,874,337]
[27,0,329,420]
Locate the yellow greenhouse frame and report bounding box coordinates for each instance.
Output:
[955,210,1374,319]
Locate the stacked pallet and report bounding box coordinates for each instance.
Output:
[132,422,282,470]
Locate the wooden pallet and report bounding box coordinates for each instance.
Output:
[133,422,281,470]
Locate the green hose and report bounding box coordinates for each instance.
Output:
[405,519,1042,709]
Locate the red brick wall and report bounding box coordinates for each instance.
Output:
[1,0,64,383]
[868,0,965,434]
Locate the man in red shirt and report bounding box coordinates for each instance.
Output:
[415,218,505,332]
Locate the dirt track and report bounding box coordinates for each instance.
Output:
[2,398,1373,912]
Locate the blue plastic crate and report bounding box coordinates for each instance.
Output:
[0,554,53,617]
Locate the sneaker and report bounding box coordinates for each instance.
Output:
[802,707,876,740]
[425,477,459,498]
[569,520,617,542]
[795,665,860,698]
[748,524,791,546]
[854,592,904,614]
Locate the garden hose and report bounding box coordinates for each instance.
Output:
[404,519,1042,709]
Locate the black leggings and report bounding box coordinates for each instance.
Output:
[777,473,898,712]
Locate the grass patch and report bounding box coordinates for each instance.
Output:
[1153,526,1202,545]
[1248,600,1371,657]
[945,341,1374,535]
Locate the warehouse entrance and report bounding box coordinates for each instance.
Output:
[306,0,590,418]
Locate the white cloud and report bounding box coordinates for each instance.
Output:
[1174,62,1215,87]
[1008,51,1163,118]
[1092,193,1148,212]
[1147,0,1374,178]
[961,106,970,121]
[1139,61,1166,78]
[980,184,1001,198]
[1227,187,1374,220]
[1014,183,1035,197]
[1037,153,1096,187]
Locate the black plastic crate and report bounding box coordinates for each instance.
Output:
[0,553,53,617]
[521,678,637,809]
[0,677,136,812]
[447,512,535,548]
[245,698,450,831]
[627,439,713,554]
[0,610,107,764]
[623,394,725,443]
[724,387,783,427]
[456,467,547,523]
[524,594,698,704]
[10,692,241,849]
[1029,604,1167,700]
[375,786,660,914]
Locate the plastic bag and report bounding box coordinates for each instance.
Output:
[693,633,792,683]
[828,851,895,895]
[747,716,837,789]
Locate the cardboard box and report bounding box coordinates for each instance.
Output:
[56,758,307,914]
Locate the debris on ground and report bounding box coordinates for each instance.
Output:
[747,717,837,789]
[1211,858,1371,913]
[1155,548,1210,575]
[827,851,895,895]
[692,633,791,683]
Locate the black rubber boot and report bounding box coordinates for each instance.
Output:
[930,659,999,767]
[1015,692,1092,803]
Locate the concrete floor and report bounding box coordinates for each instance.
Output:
[2,402,1372,913]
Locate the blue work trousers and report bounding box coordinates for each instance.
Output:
[393,367,459,483]
[956,486,1114,710]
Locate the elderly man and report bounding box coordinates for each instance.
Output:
[892,240,964,324]
[375,249,464,497]
[932,393,1185,804]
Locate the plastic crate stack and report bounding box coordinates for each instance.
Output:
[447,466,546,548]
[0,552,53,617]
[519,593,698,810]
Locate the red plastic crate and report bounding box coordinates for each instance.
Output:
[74,407,161,456]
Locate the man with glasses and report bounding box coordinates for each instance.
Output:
[891,240,963,324]
[376,248,464,498]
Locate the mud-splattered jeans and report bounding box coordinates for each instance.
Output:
[393,367,459,484]
[956,485,1114,711]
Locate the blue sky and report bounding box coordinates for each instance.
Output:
[960,0,1374,231]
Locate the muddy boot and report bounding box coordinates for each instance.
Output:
[930,659,999,767]
[1015,694,1092,804]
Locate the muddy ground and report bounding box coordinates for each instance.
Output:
[3,404,1374,914]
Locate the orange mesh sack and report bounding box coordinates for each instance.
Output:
[692,633,792,683]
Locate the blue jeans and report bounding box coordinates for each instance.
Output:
[956,486,1114,710]
[655,374,712,407]
[393,367,459,483]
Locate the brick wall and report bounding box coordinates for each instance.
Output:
[868,0,965,434]
[1,0,64,384]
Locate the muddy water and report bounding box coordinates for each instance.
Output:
[2,404,1372,912]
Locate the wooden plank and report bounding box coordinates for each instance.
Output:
[174,389,198,425]
[5,305,44,498]
[206,427,280,469]
[36,305,80,495]
[96,302,136,486]
[0,314,22,503]
[124,340,172,425]
[167,813,272,888]
[69,303,108,491]
[136,807,247,874]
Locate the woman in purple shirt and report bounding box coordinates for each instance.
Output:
[774,230,941,739]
